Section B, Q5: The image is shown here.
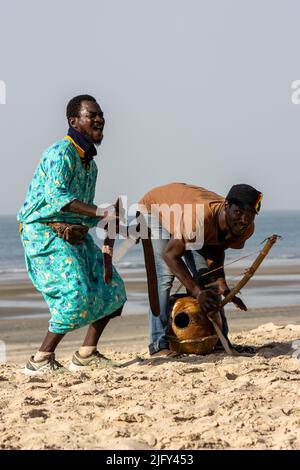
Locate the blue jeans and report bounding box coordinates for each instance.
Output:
[146,215,228,355]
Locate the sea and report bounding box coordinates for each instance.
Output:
[0,212,299,277]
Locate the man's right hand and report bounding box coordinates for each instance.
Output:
[196,288,220,313]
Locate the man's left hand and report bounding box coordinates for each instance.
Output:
[216,278,247,311]
[230,295,247,311]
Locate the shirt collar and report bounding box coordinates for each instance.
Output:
[67,126,97,158]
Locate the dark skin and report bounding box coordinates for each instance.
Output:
[163,202,256,314]
[63,100,106,219]
[164,237,220,312]
[221,201,256,239]
[37,100,118,356]
[203,245,247,311]
[217,202,256,310]
[70,99,105,145]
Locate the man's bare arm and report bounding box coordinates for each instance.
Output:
[163,237,220,312]
[204,245,247,311]
[62,199,118,222]
[62,199,99,218]
[163,237,200,297]
[204,245,226,280]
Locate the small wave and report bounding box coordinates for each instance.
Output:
[0,268,27,274]
[275,255,300,260]
[115,262,145,270]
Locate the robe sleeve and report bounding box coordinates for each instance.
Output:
[44,147,77,213]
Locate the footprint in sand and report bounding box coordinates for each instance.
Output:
[27,377,48,383]
[23,409,49,420]
[23,396,46,406]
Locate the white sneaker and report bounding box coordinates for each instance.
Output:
[23,353,68,375]
[69,350,118,372]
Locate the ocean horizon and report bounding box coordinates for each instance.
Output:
[0,211,300,279]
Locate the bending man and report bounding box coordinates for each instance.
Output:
[138,182,262,357]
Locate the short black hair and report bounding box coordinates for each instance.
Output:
[66,94,96,121]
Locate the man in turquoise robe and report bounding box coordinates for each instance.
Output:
[18,95,126,374]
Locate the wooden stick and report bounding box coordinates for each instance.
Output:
[220,234,280,308]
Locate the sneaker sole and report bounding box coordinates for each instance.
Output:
[68,362,87,372]
[22,367,48,376]
[23,366,70,375]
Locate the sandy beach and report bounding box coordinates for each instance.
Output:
[0,262,300,450]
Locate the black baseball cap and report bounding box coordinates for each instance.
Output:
[226,184,263,214]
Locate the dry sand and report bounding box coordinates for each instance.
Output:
[0,263,300,450]
[1,323,300,450]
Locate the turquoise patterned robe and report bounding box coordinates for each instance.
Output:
[17,138,126,334]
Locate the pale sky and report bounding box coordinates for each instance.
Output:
[0,0,300,215]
